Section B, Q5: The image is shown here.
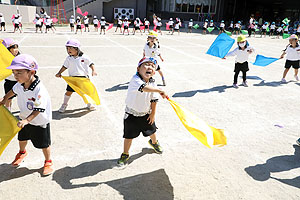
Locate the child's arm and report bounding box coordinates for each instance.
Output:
[89,64,97,76]
[142,85,167,99]
[55,66,67,77]
[143,49,145,57]
[17,110,40,128]
[224,48,237,58]
[147,101,157,125]
[0,90,16,105]
[159,54,164,62]
[280,52,286,59]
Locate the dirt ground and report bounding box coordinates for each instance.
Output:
[0,24,300,200]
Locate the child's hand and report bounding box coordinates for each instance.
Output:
[280,55,284,59]
[55,73,61,78]
[159,90,167,99]
[92,71,98,76]
[222,57,226,59]
[147,113,155,125]
[17,119,29,128]
[0,98,6,106]
[161,58,164,62]
[248,49,253,54]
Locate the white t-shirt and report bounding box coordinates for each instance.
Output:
[230,23,233,28]
[134,20,140,27]
[145,20,150,26]
[125,73,160,114]
[188,22,193,27]
[235,23,240,28]
[118,19,123,25]
[262,24,268,30]
[45,19,52,26]
[226,46,255,63]
[93,19,98,25]
[297,26,300,33]
[203,22,208,28]
[168,20,174,26]
[174,23,180,29]
[143,43,160,59]
[63,54,93,76]
[270,25,276,30]
[220,23,225,28]
[277,27,283,32]
[157,22,162,27]
[284,46,300,61]
[70,18,75,24]
[12,77,52,127]
[76,19,81,26]
[13,18,20,24]
[84,18,89,24]
[0,16,5,23]
[100,20,106,26]
[284,26,288,32]
[123,21,129,27]
[209,22,214,27]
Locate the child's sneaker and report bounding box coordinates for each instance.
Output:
[58,104,67,113]
[242,81,248,87]
[43,160,54,176]
[11,151,28,166]
[232,84,239,89]
[117,153,129,166]
[87,103,96,111]
[148,139,163,154]
[295,75,299,82]
[281,78,287,83]
[296,138,300,146]
[162,79,166,86]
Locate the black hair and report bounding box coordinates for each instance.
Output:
[238,41,249,50]
[40,8,45,14]
[68,47,84,57]
[147,38,160,49]
[283,42,299,51]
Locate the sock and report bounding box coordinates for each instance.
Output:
[45,160,52,163]
[162,76,165,80]
[63,95,71,105]
[19,150,26,154]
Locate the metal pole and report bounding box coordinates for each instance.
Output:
[73,0,75,17]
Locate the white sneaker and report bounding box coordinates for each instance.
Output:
[87,103,96,111]
[232,84,239,89]
[295,75,299,81]
[281,78,287,83]
[242,81,248,87]
[58,104,67,113]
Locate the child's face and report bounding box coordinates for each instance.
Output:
[9,45,19,57]
[66,46,78,56]
[12,69,34,83]
[137,62,156,80]
[148,37,155,43]
[289,39,297,46]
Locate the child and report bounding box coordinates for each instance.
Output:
[34,14,42,33]
[83,16,89,32]
[123,18,130,35]
[188,19,193,33]
[276,25,283,39]
[0,54,53,176]
[133,18,142,35]
[283,23,289,34]
[115,17,122,33]
[203,19,208,34]
[45,15,54,33]
[228,21,234,33]
[144,18,150,33]
[280,34,300,83]
[99,16,108,35]
[55,39,98,112]
[261,22,268,37]
[69,15,75,32]
[0,13,6,31]
[143,31,166,86]
[13,14,22,33]
[75,16,82,34]
[117,57,167,166]
[219,20,225,34]
[224,35,255,88]
[93,16,98,32]
[296,24,300,37]
[156,18,162,35]
[168,18,174,34]
[270,22,276,37]
[233,21,241,36]
[2,38,20,111]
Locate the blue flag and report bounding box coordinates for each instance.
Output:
[252,54,279,67]
[206,33,235,58]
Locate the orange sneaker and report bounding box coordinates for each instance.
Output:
[11,151,28,166]
[43,160,54,176]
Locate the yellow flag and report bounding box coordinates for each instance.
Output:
[167,98,227,148]
[0,105,21,157]
[62,76,100,105]
[0,42,15,81]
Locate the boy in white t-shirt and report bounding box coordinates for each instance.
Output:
[83,16,89,32]
[69,15,75,32]
[280,34,300,82]
[13,14,22,33]
[0,54,53,176]
[115,17,123,33]
[55,39,98,112]
[144,18,150,33]
[269,22,276,37]
[117,57,167,166]
[188,19,193,33]
[93,16,98,32]
[99,16,108,35]
[0,13,6,31]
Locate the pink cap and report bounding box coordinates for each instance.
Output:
[138,57,158,68]
[2,38,18,48]
[7,54,39,71]
[65,39,80,48]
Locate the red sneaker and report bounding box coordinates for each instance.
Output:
[11,151,28,166]
[43,160,54,176]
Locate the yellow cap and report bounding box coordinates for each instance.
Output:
[289,34,298,41]
[237,35,246,42]
[148,31,158,38]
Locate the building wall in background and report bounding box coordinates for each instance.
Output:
[0,4,36,23]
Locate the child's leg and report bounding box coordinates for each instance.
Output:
[19,140,28,151]
[233,71,240,84]
[283,68,290,78]
[242,71,247,82]
[149,133,158,144]
[294,68,298,76]
[123,139,133,154]
[64,91,72,103]
[42,146,51,161]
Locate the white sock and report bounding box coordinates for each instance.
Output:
[63,95,71,105]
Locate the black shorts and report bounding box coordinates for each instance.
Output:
[1,22,5,27]
[77,25,81,29]
[284,31,288,34]
[117,24,121,28]
[156,65,161,71]
[70,23,74,27]
[202,27,207,31]
[262,29,266,33]
[4,79,17,99]
[94,24,98,28]
[124,26,128,30]
[188,26,192,30]
[285,60,299,69]
[36,24,41,28]
[135,26,140,30]
[234,27,240,31]
[123,113,157,139]
[85,24,89,27]
[101,25,105,29]
[270,29,275,33]
[18,123,51,149]
[145,25,149,29]
[169,25,173,29]
[234,61,249,72]
[46,25,51,29]
[228,27,233,32]
[14,24,19,28]
[156,26,161,30]
[174,28,179,31]
[66,84,75,92]
[296,32,300,36]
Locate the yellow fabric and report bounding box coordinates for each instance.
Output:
[62,76,100,105]
[0,42,15,81]
[0,105,21,157]
[237,35,246,42]
[168,98,227,148]
[149,30,158,38]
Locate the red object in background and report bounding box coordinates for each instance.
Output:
[106,23,113,31]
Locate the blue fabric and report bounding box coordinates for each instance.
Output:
[252,54,279,67]
[206,33,235,58]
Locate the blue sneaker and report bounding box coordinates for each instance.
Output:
[296,138,300,146]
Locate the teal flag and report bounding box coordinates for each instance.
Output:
[206,33,235,58]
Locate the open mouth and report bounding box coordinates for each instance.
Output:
[146,71,152,74]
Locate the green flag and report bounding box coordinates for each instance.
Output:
[193,24,199,29]
[207,27,214,32]
[266,27,270,32]
[283,33,291,39]
[282,18,290,25]
[255,29,259,32]
[241,30,248,35]
[224,30,232,36]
